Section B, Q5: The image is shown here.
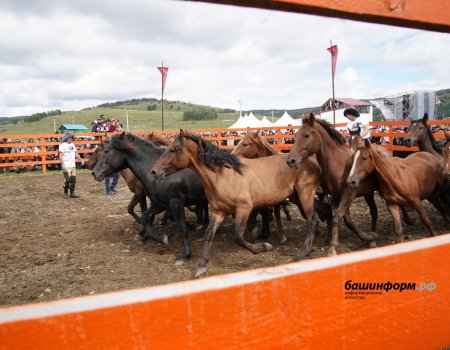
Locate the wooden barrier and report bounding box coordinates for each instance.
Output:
[0,234,449,349]
[1,120,449,173]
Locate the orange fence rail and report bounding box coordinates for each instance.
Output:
[1,234,449,349]
[1,120,448,174]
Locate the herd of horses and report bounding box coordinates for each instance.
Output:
[88,115,450,277]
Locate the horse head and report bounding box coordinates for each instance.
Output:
[346,139,375,188]
[85,140,107,170]
[286,113,317,168]
[232,130,275,158]
[404,113,429,147]
[151,129,191,180]
[90,133,130,181]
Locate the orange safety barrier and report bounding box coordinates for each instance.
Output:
[1,120,448,174]
[0,234,449,349]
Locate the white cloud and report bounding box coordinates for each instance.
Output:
[0,0,449,117]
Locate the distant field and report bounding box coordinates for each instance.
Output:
[0,106,240,135]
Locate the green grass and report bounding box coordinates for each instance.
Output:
[0,102,240,135]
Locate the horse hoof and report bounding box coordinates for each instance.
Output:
[175,259,186,266]
[195,267,207,278]
[280,235,287,245]
[263,242,273,251]
[327,249,337,257]
[368,241,377,248]
[162,235,169,245]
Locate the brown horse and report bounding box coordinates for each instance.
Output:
[346,139,448,241]
[232,130,333,245]
[286,113,378,257]
[404,113,444,162]
[151,130,323,277]
[231,130,289,244]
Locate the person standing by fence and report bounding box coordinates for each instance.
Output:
[59,132,84,199]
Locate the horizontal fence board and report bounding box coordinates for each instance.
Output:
[0,234,449,349]
[191,0,450,32]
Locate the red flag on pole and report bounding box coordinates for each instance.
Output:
[327,44,338,79]
[157,66,169,93]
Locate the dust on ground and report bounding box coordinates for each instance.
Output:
[0,171,448,307]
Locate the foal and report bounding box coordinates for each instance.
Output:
[151,130,322,277]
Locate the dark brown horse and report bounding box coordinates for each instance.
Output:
[346,139,448,241]
[404,113,444,162]
[286,113,378,256]
[151,130,323,277]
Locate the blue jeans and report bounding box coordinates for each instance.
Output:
[105,173,120,193]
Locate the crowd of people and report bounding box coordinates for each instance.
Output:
[1,112,447,175]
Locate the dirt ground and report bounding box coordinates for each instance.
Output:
[0,171,448,307]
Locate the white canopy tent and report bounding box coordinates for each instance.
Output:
[259,116,273,127]
[271,111,301,127]
[228,112,263,129]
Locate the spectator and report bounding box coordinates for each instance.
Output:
[104,132,120,196]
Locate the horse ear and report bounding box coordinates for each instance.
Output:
[119,131,126,137]
[364,139,371,148]
[304,113,315,125]
[422,113,428,123]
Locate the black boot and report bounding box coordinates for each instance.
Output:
[69,175,80,198]
[63,171,70,199]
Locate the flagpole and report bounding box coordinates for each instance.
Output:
[330,40,336,126]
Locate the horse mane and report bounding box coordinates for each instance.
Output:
[251,132,277,155]
[181,133,242,174]
[314,119,346,147]
[111,132,162,153]
[411,117,443,155]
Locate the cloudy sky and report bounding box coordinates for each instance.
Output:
[1,0,449,117]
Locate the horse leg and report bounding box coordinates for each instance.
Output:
[127,193,144,224]
[169,200,191,265]
[140,205,168,245]
[246,210,260,240]
[330,190,377,256]
[274,204,287,244]
[314,197,333,242]
[385,203,404,242]
[233,210,273,254]
[196,211,226,277]
[363,194,378,232]
[297,187,319,260]
[427,191,449,225]
[256,207,271,240]
[281,200,292,221]
[400,206,412,226]
[414,201,437,237]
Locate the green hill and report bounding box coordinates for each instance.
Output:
[1,89,449,135]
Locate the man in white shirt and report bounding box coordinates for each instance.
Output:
[344,105,371,141]
[59,132,84,199]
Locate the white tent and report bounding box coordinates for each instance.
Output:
[228,115,246,129]
[259,116,273,127]
[228,112,263,129]
[272,111,301,127]
[245,112,262,128]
